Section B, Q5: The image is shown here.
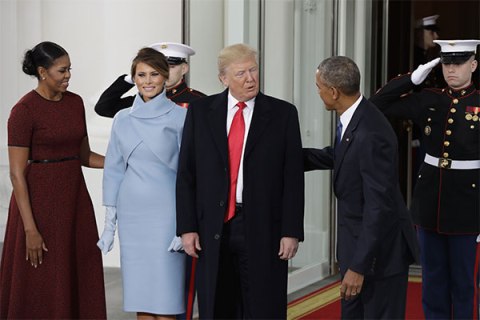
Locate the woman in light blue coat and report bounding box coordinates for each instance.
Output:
[98,47,187,320]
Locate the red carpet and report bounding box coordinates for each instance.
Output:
[288,276,424,319]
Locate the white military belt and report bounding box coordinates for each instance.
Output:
[425,154,480,170]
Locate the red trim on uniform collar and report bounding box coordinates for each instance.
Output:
[446,82,476,99]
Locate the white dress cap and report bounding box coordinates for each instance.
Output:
[149,42,196,59]
[416,15,439,28]
[434,40,480,53]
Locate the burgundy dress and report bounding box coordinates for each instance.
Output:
[0,90,106,319]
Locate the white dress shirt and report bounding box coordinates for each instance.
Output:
[339,95,363,140]
[226,93,255,204]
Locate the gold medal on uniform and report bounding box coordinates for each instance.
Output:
[466,106,480,122]
[424,125,431,135]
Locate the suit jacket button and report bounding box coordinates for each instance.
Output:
[214,234,220,240]
[219,201,225,207]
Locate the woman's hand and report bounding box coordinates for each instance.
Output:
[25,229,48,268]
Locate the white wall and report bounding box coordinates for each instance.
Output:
[0,0,184,267]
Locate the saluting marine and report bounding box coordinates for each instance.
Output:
[371,39,480,319]
[94,42,205,118]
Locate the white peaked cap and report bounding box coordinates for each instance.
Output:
[149,42,196,59]
[434,40,480,53]
[416,14,439,27]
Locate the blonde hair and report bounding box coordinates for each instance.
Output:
[217,43,257,76]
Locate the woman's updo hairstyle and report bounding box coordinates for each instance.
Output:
[130,47,169,80]
[22,41,68,79]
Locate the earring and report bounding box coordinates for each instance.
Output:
[42,77,46,80]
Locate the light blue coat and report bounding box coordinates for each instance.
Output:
[103,90,187,314]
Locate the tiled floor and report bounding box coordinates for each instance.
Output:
[103,267,136,319]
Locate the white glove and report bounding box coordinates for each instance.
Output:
[167,236,184,252]
[411,57,441,85]
[124,74,134,84]
[476,234,480,243]
[97,206,117,255]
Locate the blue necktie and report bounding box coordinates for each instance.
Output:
[335,119,343,147]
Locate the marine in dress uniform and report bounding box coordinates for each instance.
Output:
[94,42,205,118]
[414,16,440,70]
[411,15,445,188]
[95,43,204,320]
[371,39,480,319]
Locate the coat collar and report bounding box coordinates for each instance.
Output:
[244,92,272,157]
[334,97,367,178]
[206,90,273,165]
[167,80,188,98]
[129,89,176,119]
[206,90,228,165]
[445,82,476,99]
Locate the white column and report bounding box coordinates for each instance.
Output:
[263,0,295,102]
[189,0,225,95]
[0,0,42,240]
[224,0,246,45]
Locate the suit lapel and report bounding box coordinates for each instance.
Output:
[207,90,229,166]
[244,92,272,157]
[334,98,367,182]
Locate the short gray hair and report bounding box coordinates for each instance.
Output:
[218,43,257,76]
[317,56,360,96]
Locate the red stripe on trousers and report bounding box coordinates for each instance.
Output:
[186,257,197,320]
[472,243,480,319]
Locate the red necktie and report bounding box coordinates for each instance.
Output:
[225,102,247,222]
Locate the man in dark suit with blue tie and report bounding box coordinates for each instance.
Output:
[303,56,419,319]
[176,43,304,319]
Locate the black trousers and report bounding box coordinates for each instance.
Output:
[214,205,251,319]
[341,268,409,319]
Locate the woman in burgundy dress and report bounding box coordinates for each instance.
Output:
[0,41,107,319]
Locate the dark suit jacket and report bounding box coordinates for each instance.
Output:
[176,89,304,319]
[304,97,419,278]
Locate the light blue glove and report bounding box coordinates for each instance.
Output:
[167,236,184,252]
[411,57,440,85]
[97,206,117,255]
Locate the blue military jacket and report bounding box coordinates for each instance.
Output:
[371,75,480,234]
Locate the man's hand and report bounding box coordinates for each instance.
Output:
[181,232,201,258]
[340,269,364,300]
[411,57,441,85]
[278,237,299,260]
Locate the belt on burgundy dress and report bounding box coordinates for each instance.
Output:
[29,155,80,164]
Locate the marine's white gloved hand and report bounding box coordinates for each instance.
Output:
[167,236,184,252]
[476,234,480,243]
[124,74,134,84]
[97,206,117,255]
[411,57,441,85]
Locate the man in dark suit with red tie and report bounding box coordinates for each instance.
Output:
[303,56,419,319]
[176,43,304,319]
